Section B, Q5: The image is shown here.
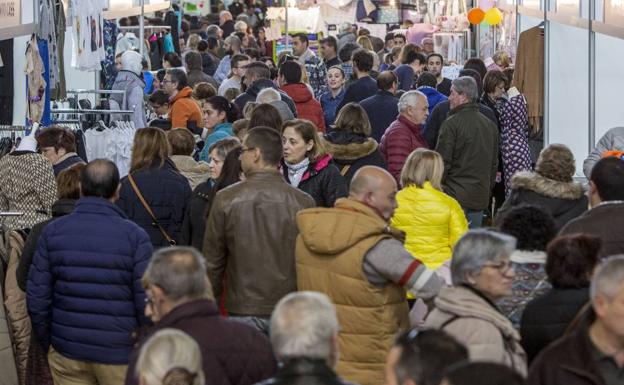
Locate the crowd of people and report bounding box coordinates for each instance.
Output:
[1,6,624,385]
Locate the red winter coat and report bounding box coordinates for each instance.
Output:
[380,115,428,185]
[281,83,326,132]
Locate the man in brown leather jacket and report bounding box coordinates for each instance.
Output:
[203,126,315,333]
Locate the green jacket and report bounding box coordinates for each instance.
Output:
[435,103,499,211]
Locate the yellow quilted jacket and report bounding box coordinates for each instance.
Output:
[391,182,468,270]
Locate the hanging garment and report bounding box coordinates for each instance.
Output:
[37,39,51,126]
[101,20,118,90]
[115,32,150,65]
[37,0,60,100]
[0,39,13,124]
[25,36,46,125]
[163,33,175,54]
[69,0,106,71]
[511,26,544,133]
[165,11,181,54]
[52,0,67,99]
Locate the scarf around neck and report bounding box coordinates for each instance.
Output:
[285,157,310,188]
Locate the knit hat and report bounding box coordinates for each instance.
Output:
[121,50,143,76]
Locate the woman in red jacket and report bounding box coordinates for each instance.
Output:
[278,61,326,132]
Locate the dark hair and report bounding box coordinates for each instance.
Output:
[458,68,483,96]
[57,163,85,200]
[197,40,208,52]
[260,56,277,68]
[463,58,487,81]
[244,61,271,81]
[243,48,260,60]
[591,157,624,201]
[293,33,309,45]
[207,36,219,50]
[394,33,406,42]
[338,42,360,63]
[231,54,250,70]
[166,128,195,156]
[249,103,283,132]
[156,69,166,83]
[81,159,120,199]
[185,51,203,71]
[166,68,189,90]
[385,32,395,43]
[443,362,524,385]
[483,70,508,94]
[427,53,444,64]
[498,205,556,251]
[394,329,468,385]
[244,126,283,166]
[377,71,398,91]
[163,52,182,68]
[149,90,170,106]
[417,72,437,88]
[352,49,374,72]
[204,96,239,123]
[546,234,602,289]
[320,36,338,52]
[406,51,427,66]
[503,68,515,89]
[37,126,77,153]
[234,31,246,43]
[279,60,302,84]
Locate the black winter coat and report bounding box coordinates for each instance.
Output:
[281,155,348,208]
[117,159,192,247]
[424,100,498,149]
[255,358,354,385]
[320,131,386,185]
[126,300,276,385]
[17,199,75,291]
[181,181,214,250]
[359,90,399,142]
[521,287,589,364]
[496,171,587,232]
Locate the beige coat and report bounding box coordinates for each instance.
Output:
[0,232,19,385]
[4,230,30,385]
[424,285,527,376]
[170,155,210,190]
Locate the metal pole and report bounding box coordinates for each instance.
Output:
[543,5,549,145]
[588,0,595,152]
[140,0,145,57]
[284,0,289,52]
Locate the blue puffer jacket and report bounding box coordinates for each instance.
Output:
[117,159,192,247]
[27,197,153,365]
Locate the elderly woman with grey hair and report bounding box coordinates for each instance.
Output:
[424,230,528,376]
[136,329,205,385]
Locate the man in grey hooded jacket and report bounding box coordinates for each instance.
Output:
[110,50,147,129]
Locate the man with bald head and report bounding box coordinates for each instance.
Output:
[28,159,153,385]
[380,90,430,184]
[296,166,442,385]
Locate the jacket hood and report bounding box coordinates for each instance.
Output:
[51,199,76,217]
[434,285,521,341]
[248,79,277,98]
[171,86,194,103]
[281,83,313,103]
[296,198,402,254]
[511,171,585,200]
[321,132,378,160]
[170,155,210,175]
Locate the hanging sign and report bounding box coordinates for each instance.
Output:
[0,0,20,28]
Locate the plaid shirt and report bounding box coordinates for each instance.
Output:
[299,49,327,98]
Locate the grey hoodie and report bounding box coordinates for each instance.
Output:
[110,70,147,129]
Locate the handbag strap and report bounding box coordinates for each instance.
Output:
[127,174,176,245]
[340,165,351,177]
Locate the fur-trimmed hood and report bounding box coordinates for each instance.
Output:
[320,135,379,160]
[511,171,585,200]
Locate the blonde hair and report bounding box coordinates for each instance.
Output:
[400,148,444,189]
[282,119,326,161]
[356,35,373,51]
[492,51,512,68]
[130,127,171,173]
[186,34,202,51]
[136,329,205,385]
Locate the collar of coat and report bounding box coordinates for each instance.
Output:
[320,135,378,160]
[511,171,585,200]
[433,285,521,341]
[157,299,219,327]
[448,102,481,116]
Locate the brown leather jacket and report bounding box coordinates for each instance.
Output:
[203,170,315,316]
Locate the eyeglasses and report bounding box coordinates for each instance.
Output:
[144,296,154,308]
[483,260,514,274]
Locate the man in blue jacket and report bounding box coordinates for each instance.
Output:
[27,159,153,385]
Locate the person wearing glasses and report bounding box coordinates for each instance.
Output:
[218,54,250,96]
[162,69,203,132]
[424,230,528,376]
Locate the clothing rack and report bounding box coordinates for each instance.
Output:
[118,26,171,30]
[0,126,29,132]
[51,109,134,115]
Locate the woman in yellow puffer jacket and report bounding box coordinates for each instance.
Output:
[391,149,468,285]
